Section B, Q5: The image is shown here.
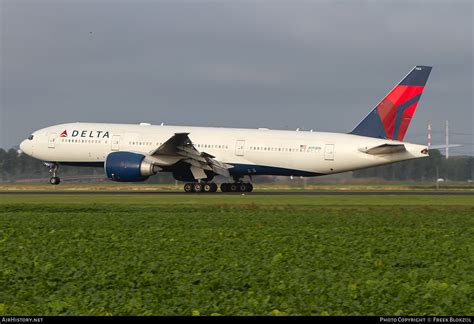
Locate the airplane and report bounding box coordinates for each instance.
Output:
[20,65,432,193]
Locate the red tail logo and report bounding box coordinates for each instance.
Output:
[377,85,424,140]
[350,66,432,140]
[60,130,68,137]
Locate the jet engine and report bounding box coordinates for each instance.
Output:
[105,151,159,182]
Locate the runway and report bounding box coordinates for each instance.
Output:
[1,191,473,196]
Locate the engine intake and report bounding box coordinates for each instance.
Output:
[105,152,159,182]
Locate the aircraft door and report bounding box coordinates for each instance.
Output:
[48,133,57,148]
[111,135,121,151]
[235,140,245,156]
[324,144,335,160]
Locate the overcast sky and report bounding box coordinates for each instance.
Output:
[1,0,473,154]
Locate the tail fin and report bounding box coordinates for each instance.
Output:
[350,66,432,141]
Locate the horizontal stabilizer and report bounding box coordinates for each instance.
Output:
[359,143,406,155]
[429,144,462,149]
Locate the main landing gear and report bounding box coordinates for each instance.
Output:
[45,162,60,185]
[220,182,253,193]
[184,182,218,193]
[221,175,253,193]
[183,180,253,193]
[184,182,253,193]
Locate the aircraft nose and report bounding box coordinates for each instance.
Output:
[20,139,31,156]
[19,139,26,152]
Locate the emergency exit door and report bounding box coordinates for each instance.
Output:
[324,144,335,160]
[111,135,121,151]
[235,140,245,156]
[48,133,57,148]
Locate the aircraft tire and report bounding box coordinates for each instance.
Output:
[193,183,203,192]
[220,183,229,192]
[246,183,253,192]
[184,183,194,193]
[203,183,212,193]
[49,177,60,185]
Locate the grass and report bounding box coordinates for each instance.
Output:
[0,195,473,315]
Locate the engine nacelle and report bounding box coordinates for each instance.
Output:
[105,152,159,182]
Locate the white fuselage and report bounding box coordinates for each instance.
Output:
[20,122,428,178]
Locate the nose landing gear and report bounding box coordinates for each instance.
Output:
[45,162,60,185]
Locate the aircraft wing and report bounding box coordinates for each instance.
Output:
[359,143,406,155]
[151,133,231,179]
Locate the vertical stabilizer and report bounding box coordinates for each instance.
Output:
[350,66,432,140]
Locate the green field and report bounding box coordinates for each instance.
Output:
[0,195,473,316]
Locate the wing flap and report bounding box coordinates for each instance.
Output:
[184,158,213,171]
[152,132,231,179]
[151,133,191,156]
[177,149,208,163]
[190,166,208,180]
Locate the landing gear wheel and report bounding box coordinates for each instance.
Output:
[184,183,194,193]
[49,177,60,185]
[46,163,60,185]
[203,183,213,193]
[193,183,203,192]
[210,183,218,192]
[220,182,253,192]
[246,183,253,192]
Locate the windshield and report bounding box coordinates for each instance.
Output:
[28,135,34,140]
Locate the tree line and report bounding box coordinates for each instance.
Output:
[0,148,173,183]
[352,150,473,181]
[0,148,472,182]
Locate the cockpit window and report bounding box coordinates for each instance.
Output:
[28,135,34,140]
